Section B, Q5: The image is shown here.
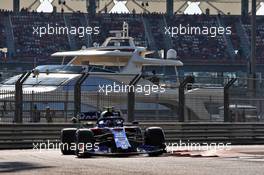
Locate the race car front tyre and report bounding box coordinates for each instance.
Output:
[75,128,95,158]
[60,128,77,155]
[144,127,166,156]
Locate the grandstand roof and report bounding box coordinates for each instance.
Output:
[0,0,261,15]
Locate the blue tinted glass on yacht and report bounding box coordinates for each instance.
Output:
[2,75,20,85]
[63,76,121,91]
[89,66,115,73]
[106,39,130,47]
[23,77,42,85]
[81,77,121,91]
[22,77,68,86]
[35,65,84,73]
[61,66,85,73]
[38,78,68,86]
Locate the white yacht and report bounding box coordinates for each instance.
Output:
[0,22,223,121]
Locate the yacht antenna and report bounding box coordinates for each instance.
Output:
[123,22,129,37]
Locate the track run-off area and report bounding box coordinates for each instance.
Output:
[0,146,264,175]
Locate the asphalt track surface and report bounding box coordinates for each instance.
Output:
[0,147,264,175]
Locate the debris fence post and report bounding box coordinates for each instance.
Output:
[14,72,31,123]
[74,73,89,118]
[178,76,194,122]
[127,74,142,122]
[224,78,237,122]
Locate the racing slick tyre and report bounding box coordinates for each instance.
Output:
[60,128,77,155]
[75,128,95,158]
[144,127,166,157]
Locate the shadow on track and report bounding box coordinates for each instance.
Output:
[0,162,54,173]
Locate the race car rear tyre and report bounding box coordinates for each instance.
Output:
[144,127,166,157]
[75,129,95,158]
[125,127,143,148]
[60,128,77,155]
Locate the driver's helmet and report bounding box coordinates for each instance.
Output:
[101,107,114,116]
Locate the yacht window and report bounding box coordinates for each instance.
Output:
[35,65,85,73]
[64,77,121,91]
[82,77,120,87]
[2,75,20,85]
[88,66,115,73]
[24,77,42,85]
[106,39,130,47]
[23,77,68,86]
[38,78,68,86]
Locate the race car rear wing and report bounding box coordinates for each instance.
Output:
[77,111,101,121]
[76,109,123,122]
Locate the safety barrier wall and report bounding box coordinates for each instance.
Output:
[1,122,264,149]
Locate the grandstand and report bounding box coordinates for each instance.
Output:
[0,12,263,64]
[0,0,263,74]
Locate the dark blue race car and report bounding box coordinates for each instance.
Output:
[60,108,166,158]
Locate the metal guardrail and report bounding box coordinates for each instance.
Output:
[0,122,264,149]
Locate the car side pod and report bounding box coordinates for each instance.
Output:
[144,127,166,157]
[60,128,77,155]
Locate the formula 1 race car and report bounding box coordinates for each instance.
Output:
[60,107,166,158]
